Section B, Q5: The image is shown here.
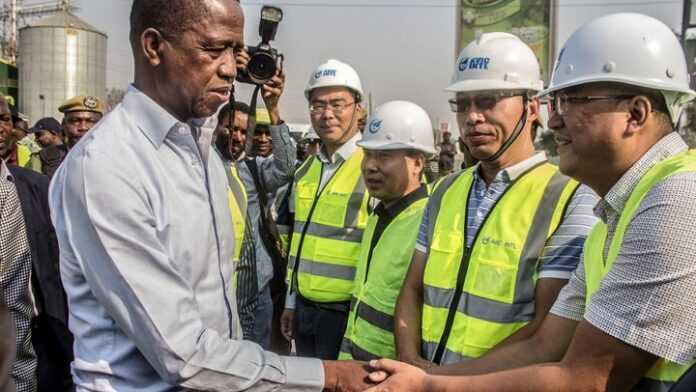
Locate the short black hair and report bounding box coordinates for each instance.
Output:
[130,0,212,47]
[218,102,251,122]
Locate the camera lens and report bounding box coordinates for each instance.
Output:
[248,52,277,84]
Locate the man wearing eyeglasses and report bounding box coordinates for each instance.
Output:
[365,13,696,392]
[393,32,598,369]
[281,59,370,360]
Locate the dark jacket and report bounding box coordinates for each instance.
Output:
[38,145,68,180]
[8,165,73,392]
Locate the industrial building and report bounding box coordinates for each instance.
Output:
[17,10,107,122]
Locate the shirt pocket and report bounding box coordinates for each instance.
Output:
[468,257,518,303]
[313,190,350,227]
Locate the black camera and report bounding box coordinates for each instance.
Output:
[237,6,284,85]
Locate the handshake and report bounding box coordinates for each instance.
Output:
[323,359,429,392]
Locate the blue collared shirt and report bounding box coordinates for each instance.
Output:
[50,86,323,392]
[416,153,598,280]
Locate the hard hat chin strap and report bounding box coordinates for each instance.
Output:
[481,95,529,162]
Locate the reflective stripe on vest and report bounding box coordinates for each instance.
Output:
[288,149,369,303]
[421,163,578,364]
[583,150,696,391]
[225,163,248,262]
[340,197,428,360]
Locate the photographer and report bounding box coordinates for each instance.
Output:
[218,46,294,353]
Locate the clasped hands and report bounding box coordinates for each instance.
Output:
[323,359,430,392]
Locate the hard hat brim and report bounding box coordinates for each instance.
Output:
[538,74,696,101]
[356,140,437,155]
[446,79,541,93]
[304,84,364,101]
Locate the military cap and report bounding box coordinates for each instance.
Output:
[58,95,106,114]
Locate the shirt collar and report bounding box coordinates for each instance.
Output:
[374,184,429,221]
[598,132,688,218]
[0,159,13,182]
[318,131,361,164]
[471,151,547,183]
[122,85,208,148]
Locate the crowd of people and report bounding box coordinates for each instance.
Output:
[1,1,696,392]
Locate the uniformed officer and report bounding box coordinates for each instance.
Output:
[58,95,106,148]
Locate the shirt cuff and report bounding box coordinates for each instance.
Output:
[538,270,572,280]
[585,305,695,365]
[280,356,324,391]
[285,292,297,309]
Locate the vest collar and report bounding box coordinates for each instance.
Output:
[471,152,547,183]
[597,132,688,220]
[318,132,361,164]
[374,184,428,221]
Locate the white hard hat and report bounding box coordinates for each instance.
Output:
[539,13,696,123]
[447,32,543,93]
[305,59,364,101]
[357,101,436,155]
[303,127,320,141]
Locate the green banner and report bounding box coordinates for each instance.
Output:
[458,0,552,81]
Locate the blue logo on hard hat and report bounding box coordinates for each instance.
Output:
[458,57,490,71]
[368,119,382,134]
[315,69,337,79]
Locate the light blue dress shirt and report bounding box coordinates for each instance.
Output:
[49,86,323,392]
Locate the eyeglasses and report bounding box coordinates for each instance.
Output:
[546,93,635,115]
[448,92,525,113]
[309,100,356,115]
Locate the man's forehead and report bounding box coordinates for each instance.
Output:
[310,87,354,102]
[233,111,249,120]
[193,0,244,43]
[66,111,99,119]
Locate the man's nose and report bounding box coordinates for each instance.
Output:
[547,111,564,131]
[219,50,236,81]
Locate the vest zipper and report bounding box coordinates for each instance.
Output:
[291,158,347,295]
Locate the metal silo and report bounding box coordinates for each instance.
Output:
[18,11,107,122]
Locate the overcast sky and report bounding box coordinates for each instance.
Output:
[24,0,684,127]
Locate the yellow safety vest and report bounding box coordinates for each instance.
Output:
[340,190,429,360]
[287,149,370,303]
[421,163,578,364]
[17,144,41,172]
[225,163,247,263]
[584,150,696,392]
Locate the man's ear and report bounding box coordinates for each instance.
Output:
[527,97,540,121]
[141,28,166,67]
[626,96,650,135]
[358,103,367,119]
